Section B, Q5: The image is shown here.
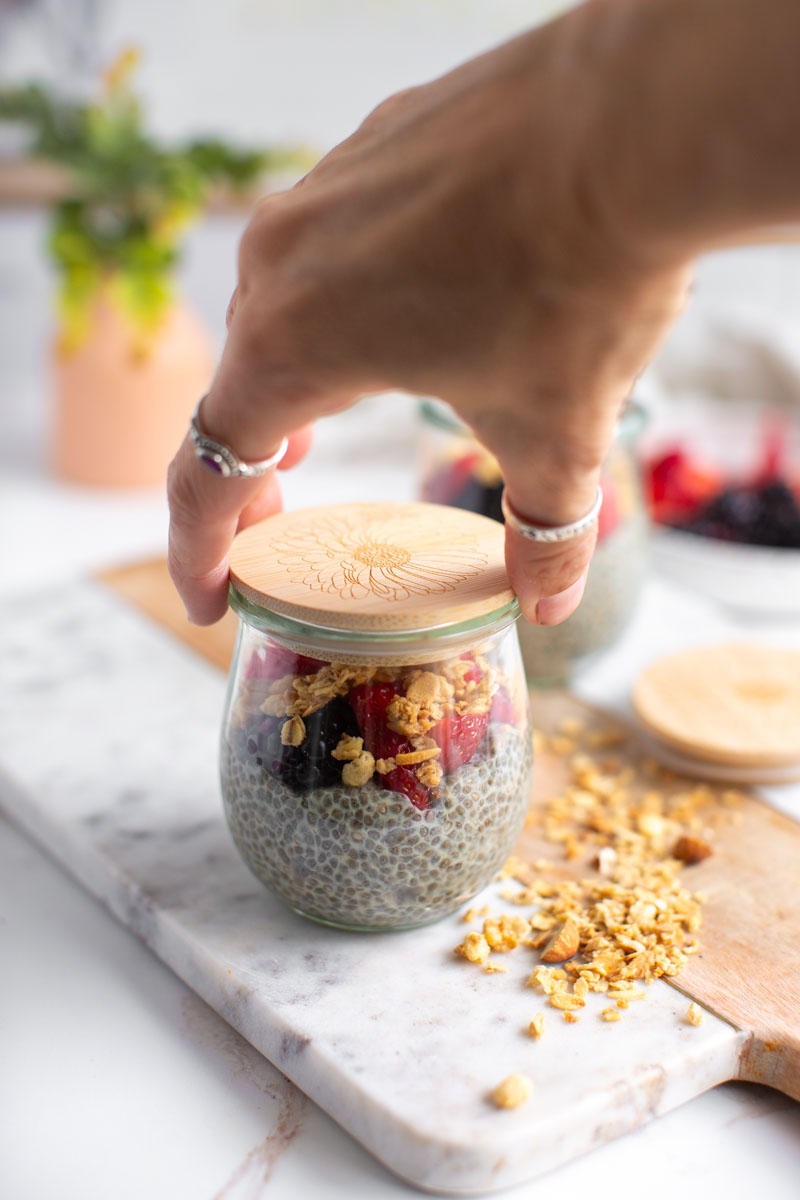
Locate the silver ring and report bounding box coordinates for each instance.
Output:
[189,395,289,479]
[501,485,603,543]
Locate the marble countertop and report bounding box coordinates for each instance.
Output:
[3,212,800,1199]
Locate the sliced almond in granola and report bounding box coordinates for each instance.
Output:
[394,746,441,766]
[540,917,580,964]
[280,716,306,747]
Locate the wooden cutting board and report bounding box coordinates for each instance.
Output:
[100,557,800,1103]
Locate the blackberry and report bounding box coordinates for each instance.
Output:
[682,488,758,541]
[680,480,800,548]
[243,696,361,795]
[753,482,800,548]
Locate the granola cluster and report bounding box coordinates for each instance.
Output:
[234,648,505,795]
[385,659,493,737]
[259,663,376,720]
[456,714,736,1060]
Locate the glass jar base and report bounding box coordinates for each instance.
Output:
[289,902,463,934]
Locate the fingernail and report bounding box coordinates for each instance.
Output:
[535,572,587,626]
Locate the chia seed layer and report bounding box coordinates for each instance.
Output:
[221,722,532,930]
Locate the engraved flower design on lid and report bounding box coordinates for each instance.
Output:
[267,510,489,602]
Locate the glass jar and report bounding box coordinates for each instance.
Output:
[419,399,649,685]
[220,501,533,932]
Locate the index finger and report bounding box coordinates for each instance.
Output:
[167,432,285,625]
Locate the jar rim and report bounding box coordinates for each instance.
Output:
[228,582,520,661]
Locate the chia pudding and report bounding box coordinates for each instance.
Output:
[220,644,533,930]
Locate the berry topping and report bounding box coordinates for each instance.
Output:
[244,696,360,795]
[245,640,327,682]
[680,481,800,548]
[349,680,397,725]
[349,681,430,808]
[428,709,489,773]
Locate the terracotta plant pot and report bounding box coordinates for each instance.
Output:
[51,298,217,488]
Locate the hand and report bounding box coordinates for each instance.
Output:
[168,7,692,626]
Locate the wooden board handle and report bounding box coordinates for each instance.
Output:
[673,798,800,1100]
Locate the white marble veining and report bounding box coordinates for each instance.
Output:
[0,578,753,1194]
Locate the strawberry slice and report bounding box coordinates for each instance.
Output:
[349,682,431,809]
[245,641,326,681]
[349,680,397,725]
[428,709,489,772]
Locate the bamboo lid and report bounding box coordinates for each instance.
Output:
[632,643,800,769]
[228,502,515,633]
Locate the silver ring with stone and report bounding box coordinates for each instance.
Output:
[500,485,603,543]
[189,395,289,479]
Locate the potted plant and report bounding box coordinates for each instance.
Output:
[0,49,311,486]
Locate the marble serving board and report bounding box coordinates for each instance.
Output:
[0,579,760,1194]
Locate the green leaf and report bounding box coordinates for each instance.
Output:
[1,64,312,340]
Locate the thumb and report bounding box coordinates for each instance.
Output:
[502,489,598,626]
[464,405,610,626]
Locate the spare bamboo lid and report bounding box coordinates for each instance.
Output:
[632,643,800,770]
[228,502,515,633]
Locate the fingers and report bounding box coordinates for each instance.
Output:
[502,462,602,626]
[504,515,598,627]
[167,425,311,625]
[464,401,612,626]
[168,190,358,627]
[167,437,275,625]
[236,424,313,532]
[276,422,314,472]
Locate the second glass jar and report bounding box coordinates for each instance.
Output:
[419,399,649,685]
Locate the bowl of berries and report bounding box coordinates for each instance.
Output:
[641,396,800,614]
